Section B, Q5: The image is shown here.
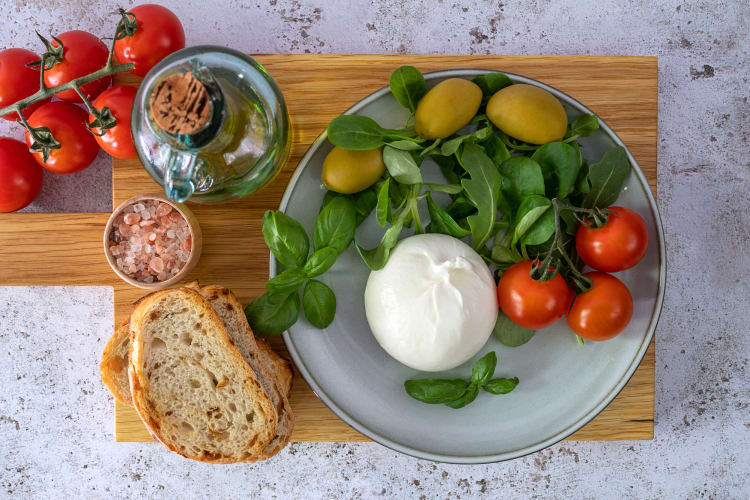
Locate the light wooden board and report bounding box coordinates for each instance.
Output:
[0,55,657,444]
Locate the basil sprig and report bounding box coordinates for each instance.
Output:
[405,352,519,409]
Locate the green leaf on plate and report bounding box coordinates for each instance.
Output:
[493,310,536,347]
[244,290,301,336]
[303,246,339,278]
[484,377,520,395]
[266,267,307,294]
[459,143,502,250]
[471,351,497,386]
[261,210,310,269]
[404,379,470,404]
[313,196,357,253]
[582,146,630,208]
[383,145,423,184]
[445,383,479,409]
[376,178,390,227]
[389,65,427,113]
[531,141,581,199]
[301,279,336,329]
[426,192,471,238]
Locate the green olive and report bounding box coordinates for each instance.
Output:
[321,146,385,194]
[486,84,568,144]
[415,78,482,139]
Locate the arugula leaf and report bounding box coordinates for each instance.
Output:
[491,244,522,264]
[376,178,390,227]
[482,134,511,166]
[425,183,464,194]
[389,65,427,113]
[568,114,599,138]
[355,219,404,270]
[471,352,497,386]
[266,267,307,294]
[531,142,581,199]
[426,192,471,238]
[302,279,336,329]
[404,379,470,404]
[493,310,535,347]
[472,72,513,101]
[261,210,310,269]
[497,156,545,216]
[582,146,630,208]
[445,383,479,409]
[244,291,300,335]
[383,146,423,184]
[303,246,339,278]
[459,143,502,250]
[313,196,357,253]
[484,377,519,395]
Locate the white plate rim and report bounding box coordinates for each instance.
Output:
[276,69,666,463]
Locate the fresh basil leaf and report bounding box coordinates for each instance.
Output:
[426,192,471,238]
[493,310,535,347]
[355,219,404,270]
[498,156,546,217]
[531,142,581,199]
[459,143,502,250]
[327,115,388,150]
[484,377,519,395]
[387,139,424,151]
[376,178,390,227]
[303,246,339,278]
[582,146,630,208]
[512,195,555,246]
[404,379,470,404]
[313,196,357,254]
[383,146,423,184]
[320,191,338,212]
[266,267,308,294]
[491,245,522,264]
[389,65,427,113]
[425,183,464,194]
[471,351,497,386]
[244,291,300,335]
[262,210,310,269]
[482,134,511,166]
[301,279,336,328]
[473,72,513,100]
[569,114,599,138]
[445,383,479,409]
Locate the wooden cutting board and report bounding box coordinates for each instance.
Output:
[0,55,657,443]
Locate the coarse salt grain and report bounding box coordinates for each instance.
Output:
[109,199,191,283]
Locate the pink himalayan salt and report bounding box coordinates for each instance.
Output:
[108,199,191,283]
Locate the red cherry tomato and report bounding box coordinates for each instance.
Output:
[497,260,571,330]
[25,102,100,174]
[44,30,111,102]
[576,206,648,272]
[90,85,137,159]
[566,272,633,341]
[0,137,43,212]
[114,4,185,77]
[0,48,51,120]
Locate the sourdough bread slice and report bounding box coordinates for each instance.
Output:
[256,337,293,398]
[100,320,132,405]
[195,284,294,461]
[128,287,277,463]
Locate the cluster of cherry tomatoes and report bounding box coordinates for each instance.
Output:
[497,206,649,342]
[0,4,185,212]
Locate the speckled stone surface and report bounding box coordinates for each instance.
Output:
[1,0,749,498]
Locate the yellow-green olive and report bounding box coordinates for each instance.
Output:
[486,84,568,144]
[321,146,385,194]
[415,78,483,139]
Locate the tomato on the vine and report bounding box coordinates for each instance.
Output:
[576,206,648,272]
[0,48,51,120]
[0,137,43,212]
[566,272,633,341]
[497,260,571,330]
[114,4,185,77]
[44,30,111,102]
[25,101,100,174]
[90,85,137,159]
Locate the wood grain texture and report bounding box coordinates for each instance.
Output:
[0,55,657,444]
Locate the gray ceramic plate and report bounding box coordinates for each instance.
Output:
[278,69,665,463]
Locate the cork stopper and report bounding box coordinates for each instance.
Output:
[149,72,210,135]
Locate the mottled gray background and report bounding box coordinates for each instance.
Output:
[1,0,748,498]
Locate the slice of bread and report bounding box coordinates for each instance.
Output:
[128,287,277,463]
[100,320,132,405]
[256,337,293,398]
[194,284,294,461]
